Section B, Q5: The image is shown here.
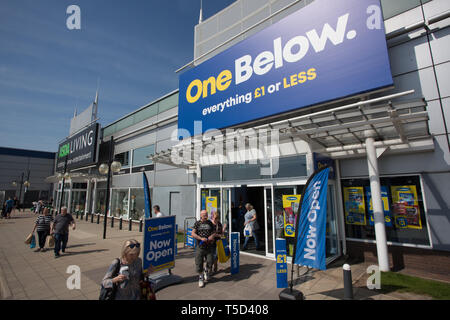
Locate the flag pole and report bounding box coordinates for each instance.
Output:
[289,165,330,292]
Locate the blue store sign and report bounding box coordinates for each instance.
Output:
[143,216,176,273]
[178,0,393,136]
[230,232,240,275]
[275,238,288,288]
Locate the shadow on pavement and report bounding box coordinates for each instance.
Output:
[66,243,97,249]
[63,249,109,256]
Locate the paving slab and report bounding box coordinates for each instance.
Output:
[0,212,434,300]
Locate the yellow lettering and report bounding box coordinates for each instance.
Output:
[202,77,217,98]
[283,77,290,88]
[186,79,202,103]
[298,71,307,83]
[290,74,298,86]
[216,70,232,91]
[307,68,317,80]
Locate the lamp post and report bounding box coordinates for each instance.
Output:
[99,136,121,239]
[12,171,29,211]
[57,156,70,213]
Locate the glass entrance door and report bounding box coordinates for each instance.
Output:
[326,184,340,262]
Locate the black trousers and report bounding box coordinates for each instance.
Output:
[37,230,49,249]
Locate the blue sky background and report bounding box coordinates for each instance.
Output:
[0,0,235,152]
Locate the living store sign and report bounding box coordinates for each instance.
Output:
[178,0,393,136]
[56,122,99,171]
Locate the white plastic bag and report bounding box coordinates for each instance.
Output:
[244,224,252,237]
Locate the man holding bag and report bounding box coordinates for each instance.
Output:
[51,207,75,258]
[191,210,218,288]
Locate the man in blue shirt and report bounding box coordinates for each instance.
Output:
[5,197,14,219]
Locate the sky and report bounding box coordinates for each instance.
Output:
[0,0,236,152]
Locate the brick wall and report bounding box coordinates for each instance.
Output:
[346,241,450,283]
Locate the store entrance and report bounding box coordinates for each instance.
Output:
[230,186,266,256]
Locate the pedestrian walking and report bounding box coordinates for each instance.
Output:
[13,196,19,212]
[5,197,14,219]
[1,201,6,219]
[101,239,148,300]
[50,207,75,258]
[242,203,261,251]
[211,211,223,274]
[31,207,53,252]
[35,200,43,215]
[191,210,218,288]
[153,205,164,217]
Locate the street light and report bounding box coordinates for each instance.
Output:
[12,181,17,187]
[100,135,121,239]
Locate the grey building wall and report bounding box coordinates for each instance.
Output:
[0,148,55,206]
[103,92,196,228]
[193,0,450,250]
[339,1,450,251]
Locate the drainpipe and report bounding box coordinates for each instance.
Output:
[364,130,389,272]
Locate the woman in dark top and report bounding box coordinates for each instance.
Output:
[102,239,150,300]
[31,207,53,252]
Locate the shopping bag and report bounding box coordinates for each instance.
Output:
[24,233,33,244]
[45,235,55,248]
[140,277,157,300]
[244,224,253,237]
[30,234,36,249]
[217,238,230,263]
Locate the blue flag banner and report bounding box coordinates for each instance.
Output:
[143,216,176,273]
[230,232,240,275]
[293,167,330,270]
[142,172,152,219]
[275,238,288,288]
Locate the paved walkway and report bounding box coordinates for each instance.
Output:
[0,210,431,300]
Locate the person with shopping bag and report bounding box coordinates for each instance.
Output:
[31,207,53,252]
[211,211,223,274]
[100,239,155,300]
[242,203,261,251]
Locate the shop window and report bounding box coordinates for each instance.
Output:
[201,188,220,220]
[129,188,149,220]
[133,145,155,167]
[222,163,264,181]
[380,0,431,20]
[72,183,87,189]
[342,175,430,246]
[273,155,307,179]
[114,151,130,169]
[111,189,129,218]
[70,191,86,213]
[201,165,221,182]
[94,189,107,214]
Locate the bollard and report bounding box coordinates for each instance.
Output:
[129,218,132,231]
[97,214,100,224]
[91,212,94,223]
[119,218,123,230]
[111,216,114,228]
[139,219,143,232]
[343,264,354,300]
[86,212,89,221]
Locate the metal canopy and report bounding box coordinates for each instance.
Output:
[150,90,434,168]
[45,172,106,183]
